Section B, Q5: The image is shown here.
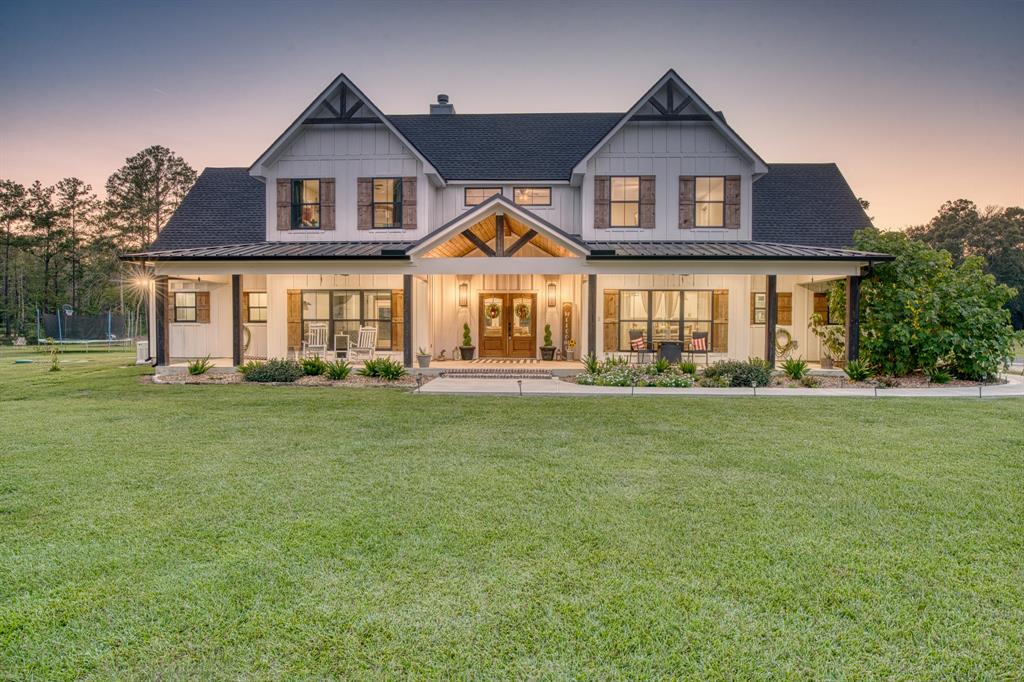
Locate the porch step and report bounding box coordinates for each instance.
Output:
[439,367,553,380]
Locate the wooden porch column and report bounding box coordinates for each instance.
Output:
[587,274,597,357]
[403,274,413,367]
[154,275,168,366]
[231,274,243,366]
[494,214,505,256]
[765,274,777,366]
[845,274,861,362]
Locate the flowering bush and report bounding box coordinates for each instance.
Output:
[575,359,694,387]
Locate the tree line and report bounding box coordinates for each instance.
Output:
[0,146,196,339]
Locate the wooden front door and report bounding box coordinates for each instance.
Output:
[479,293,537,358]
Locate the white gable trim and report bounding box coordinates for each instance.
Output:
[406,195,589,257]
[249,73,443,185]
[570,69,769,184]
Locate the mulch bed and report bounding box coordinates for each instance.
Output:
[561,371,1006,389]
[150,372,425,388]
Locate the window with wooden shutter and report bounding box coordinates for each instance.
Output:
[751,292,791,325]
[320,179,335,230]
[172,291,209,323]
[287,290,302,350]
[195,292,210,323]
[593,176,610,229]
[356,178,373,229]
[639,175,656,229]
[777,292,792,326]
[276,179,291,230]
[401,177,417,229]
[712,290,729,352]
[813,292,838,325]
[602,290,619,352]
[724,176,740,229]
[679,176,695,228]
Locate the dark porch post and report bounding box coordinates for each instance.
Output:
[154,275,168,366]
[231,274,243,366]
[845,274,861,362]
[403,274,413,367]
[494,214,505,256]
[587,274,597,357]
[765,274,777,366]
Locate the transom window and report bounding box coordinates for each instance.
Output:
[695,176,725,227]
[513,187,551,206]
[610,176,640,227]
[465,187,502,206]
[604,289,729,353]
[372,178,403,228]
[174,292,196,322]
[246,292,267,323]
[301,289,400,351]
[291,179,321,229]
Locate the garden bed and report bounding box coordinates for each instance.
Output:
[152,371,425,388]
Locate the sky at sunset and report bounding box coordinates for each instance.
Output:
[1,0,1021,229]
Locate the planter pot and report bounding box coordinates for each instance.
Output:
[820,357,834,369]
[540,346,556,361]
[459,346,476,360]
[416,354,431,368]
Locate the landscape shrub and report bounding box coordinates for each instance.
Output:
[677,360,698,375]
[702,358,774,387]
[781,357,808,380]
[240,359,303,383]
[843,359,872,382]
[575,361,695,388]
[924,366,952,384]
[301,356,329,376]
[324,360,351,380]
[187,356,214,376]
[855,228,1021,379]
[358,357,407,381]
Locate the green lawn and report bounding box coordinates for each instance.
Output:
[1,351,1022,679]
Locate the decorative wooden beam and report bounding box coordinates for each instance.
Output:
[343,99,364,119]
[461,229,495,257]
[647,96,668,115]
[494,215,505,256]
[321,99,340,117]
[666,86,674,112]
[504,229,537,257]
[631,113,711,122]
[304,116,381,125]
[672,94,693,114]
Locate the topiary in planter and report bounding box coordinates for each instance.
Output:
[459,323,475,360]
[540,323,555,360]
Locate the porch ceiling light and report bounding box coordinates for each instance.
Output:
[547,281,557,307]
[459,282,469,307]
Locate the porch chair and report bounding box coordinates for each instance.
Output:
[302,322,329,359]
[349,326,378,362]
[333,332,350,361]
[628,329,653,365]
[688,331,710,365]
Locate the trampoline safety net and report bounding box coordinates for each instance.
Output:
[37,311,127,342]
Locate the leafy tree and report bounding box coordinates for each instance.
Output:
[908,200,1024,328]
[23,181,70,313]
[855,228,1019,379]
[105,145,197,249]
[0,180,28,335]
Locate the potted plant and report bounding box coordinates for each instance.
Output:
[565,338,577,361]
[540,324,556,361]
[809,312,844,369]
[416,346,431,368]
[459,323,475,360]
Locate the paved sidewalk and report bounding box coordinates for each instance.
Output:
[417,371,1024,398]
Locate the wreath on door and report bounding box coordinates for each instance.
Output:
[515,303,531,320]
[485,302,501,319]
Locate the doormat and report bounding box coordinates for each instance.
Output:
[470,358,541,365]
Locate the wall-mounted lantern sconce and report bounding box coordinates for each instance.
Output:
[547,281,557,307]
[459,282,469,307]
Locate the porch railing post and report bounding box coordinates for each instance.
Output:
[232,274,242,366]
[846,274,861,362]
[587,274,597,358]
[765,274,777,367]
[403,274,413,368]
[154,275,168,366]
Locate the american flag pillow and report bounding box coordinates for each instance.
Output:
[630,335,646,351]
[691,336,707,351]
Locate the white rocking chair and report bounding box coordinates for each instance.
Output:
[349,326,378,362]
[302,322,329,359]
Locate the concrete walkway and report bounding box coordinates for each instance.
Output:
[417,371,1024,398]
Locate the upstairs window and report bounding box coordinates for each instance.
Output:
[610,176,640,227]
[291,179,321,229]
[695,177,725,227]
[465,187,502,206]
[513,187,551,206]
[372,178,403,228]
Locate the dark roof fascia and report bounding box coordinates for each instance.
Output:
[120,253,411,262]
[585,254,893,262]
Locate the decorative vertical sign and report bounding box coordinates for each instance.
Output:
[561,302,574,359]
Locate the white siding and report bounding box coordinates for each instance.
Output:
[167,276,232,360]
[582,122,755,241]
[431,185,580,234]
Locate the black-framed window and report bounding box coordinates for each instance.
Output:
[246,292,267,323]
[465,187,501,206]
[606,289,728,353]
[695,176,725,227]
[610,176,640,227]
[372,178,402,228]
[174,292,196,322]
[291,179,321,229]
[513,187,551,206]
[302,289,396,351]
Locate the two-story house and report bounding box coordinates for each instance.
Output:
[125,69,890,369]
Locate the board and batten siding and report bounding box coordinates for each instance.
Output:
[431,185,581,235]
[582,122,755,241]
[166,276,233,359]
[264,124,429,242]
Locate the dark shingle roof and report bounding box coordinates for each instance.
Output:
[149,168,265,250]
[390,113,622,180]
[753,163,872,249]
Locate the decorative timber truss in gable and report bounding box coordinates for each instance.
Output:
[303,82,381,125]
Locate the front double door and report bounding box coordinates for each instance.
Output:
[479,293,537,358]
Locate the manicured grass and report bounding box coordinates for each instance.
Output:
[1,350,1022,678]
